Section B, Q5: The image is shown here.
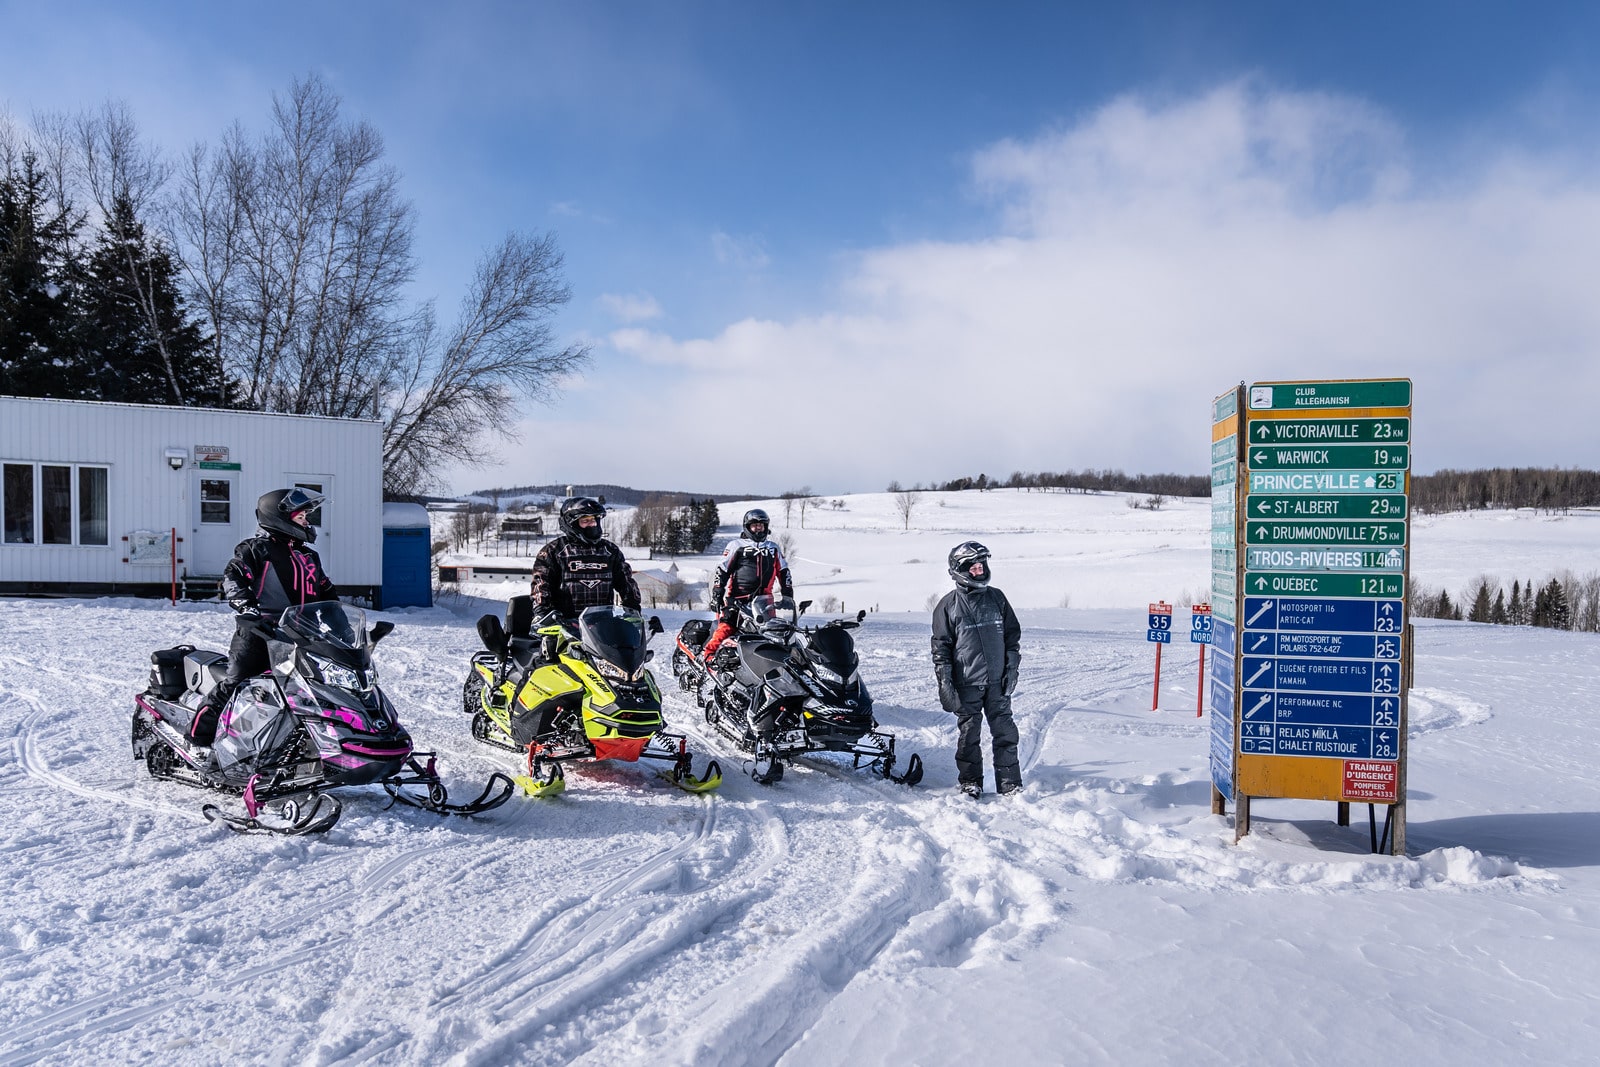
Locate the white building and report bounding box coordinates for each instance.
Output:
[0,396,383,599]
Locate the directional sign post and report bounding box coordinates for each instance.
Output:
[1224,378,1412,854]
[1190,603,1212,718]
[1148,601,1172,710]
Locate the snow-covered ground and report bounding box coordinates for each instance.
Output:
[2,493,1598,1065]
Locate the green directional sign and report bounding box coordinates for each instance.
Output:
[1249,494,1407,520]
[1245,519,1407,546]
[1248,444,1409,470]
[1245,570,1406,599]
[1247,380,1411,411]
[1244,547,1406,572]
[1248,417,1409,445]
[1249,470,1405,495]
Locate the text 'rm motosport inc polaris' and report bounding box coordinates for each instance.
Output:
[673,596,922,786]
[133,601,514,835]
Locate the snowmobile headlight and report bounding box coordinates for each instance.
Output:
[814,664,845,686]
[594,658,635,682]
[309,654,363,691]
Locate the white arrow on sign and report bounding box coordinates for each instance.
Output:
[1378,663,1394,677]
[1254,576,1269,591]
[1245,661,1273,686]
[1254,450,1267,464]
[1256,424,1272,440]
[1246,600,1275,625]
[1256,499,1270,513]
[1380,602,1396,616]
[1255,525,1268,538]
[1381,698,1395,711]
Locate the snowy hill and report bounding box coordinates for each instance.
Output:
[2,494,1598,1064]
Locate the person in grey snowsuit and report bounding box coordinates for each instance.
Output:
[930,541,1022,796]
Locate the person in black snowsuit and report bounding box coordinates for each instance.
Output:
[930,541,1022,797]
[195,487,337,744]
[529,497,641,626]
[702,508,794,660]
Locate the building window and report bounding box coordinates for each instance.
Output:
[42,465,72,544]
[3,464,32,544]
[0,462,110,547]
[80,467,109,546]
[200,479,231,524]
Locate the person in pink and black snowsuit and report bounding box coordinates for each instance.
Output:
[193,488,337,742]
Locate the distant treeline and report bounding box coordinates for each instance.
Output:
[1412,573,1600,633]
[901,470,1211,497]
[910,467,1600,513]
[1410,468,1600,514]
[468,483,760,507]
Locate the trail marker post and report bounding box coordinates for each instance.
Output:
[1147,601,1172,710]
[1190,603,1212,717]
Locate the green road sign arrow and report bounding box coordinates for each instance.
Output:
[1245,571,1406,598]
[1248,444,1409,470]
[1245,519,1407,546]
[1250,417,1409,445]
[1249,494,1407,519]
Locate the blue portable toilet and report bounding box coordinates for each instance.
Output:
[377,503,433,609]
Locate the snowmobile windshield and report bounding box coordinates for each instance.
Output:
[807,625,858,673]
[748,596,798,638]
[278,601,367,651]
[577,606,647,674]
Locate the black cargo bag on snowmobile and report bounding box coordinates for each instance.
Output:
[679,618,713,650]
[148,645,194,699]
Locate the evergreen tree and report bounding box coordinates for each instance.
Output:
[0,152,81,397]
[1490,588,1507,625]
[1532,584,1550,628]
[688,498,721,554]
[1435,588,1454,620]
[1468,581,1492,623]
[77,195,218,404]
[1544,579,1572,630]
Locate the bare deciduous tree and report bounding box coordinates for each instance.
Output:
[894,489,918,530]
[175,75,588,494]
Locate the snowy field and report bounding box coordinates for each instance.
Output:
[2,491,1599,1065]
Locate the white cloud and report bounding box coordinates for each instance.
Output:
[504,81,1600,493]
[597,292,664,323]
[711,229,771,269]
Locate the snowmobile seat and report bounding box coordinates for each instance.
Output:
[504,595,542,665]
[183,650,229,697]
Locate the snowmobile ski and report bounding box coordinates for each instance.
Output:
[203,792,342,836]
[516,757,567,798]
[662,756,723,794]
[381,755,517,816]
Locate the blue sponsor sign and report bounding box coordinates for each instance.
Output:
[1244,596,1404,634]
[1237,632,1397,659]
[1242,656,1401,694]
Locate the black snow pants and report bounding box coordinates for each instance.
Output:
[954,684,1020,790]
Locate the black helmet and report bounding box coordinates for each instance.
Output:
[948,540,991,589]
[742,508,771,541]
[257,487,325,544]
[560,497,606,543]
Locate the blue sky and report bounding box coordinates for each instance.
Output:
[6,2,1600,494]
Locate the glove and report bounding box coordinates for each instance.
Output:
[231,600,261,619]
[937,676,960,714]
[1002,667,1019,697]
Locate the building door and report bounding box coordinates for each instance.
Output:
[192,472,239,575]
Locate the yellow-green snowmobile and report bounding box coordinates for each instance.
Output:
[464,596,721,796]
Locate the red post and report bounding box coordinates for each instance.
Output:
[1152,641,1162,711]
[170,527,177,605]
[1196,642,1206,718]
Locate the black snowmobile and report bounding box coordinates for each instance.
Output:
[672,596,922,786]
[132,601,514,835]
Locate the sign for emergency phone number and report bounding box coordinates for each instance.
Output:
[1213,378,1411,807]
